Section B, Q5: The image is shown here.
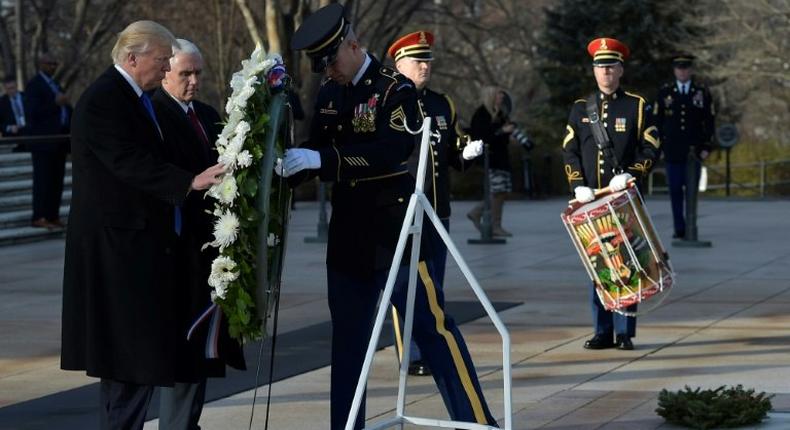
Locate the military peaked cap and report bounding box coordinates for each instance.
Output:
[291,3,350,73]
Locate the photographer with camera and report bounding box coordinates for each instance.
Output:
[467,87,518,237]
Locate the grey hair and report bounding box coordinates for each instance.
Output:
[173,38,202,59]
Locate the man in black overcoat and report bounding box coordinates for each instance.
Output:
[61,21,225,430]
[152,38,245,430]
[0,75,28,137]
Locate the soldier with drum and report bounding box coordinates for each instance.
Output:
[561,37,661,350]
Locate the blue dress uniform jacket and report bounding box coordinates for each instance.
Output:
[412,88,469,219]
[653,80,715,163]
[293,56,418,278]
[563,88,661,190]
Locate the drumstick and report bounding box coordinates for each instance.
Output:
[566,178,637,206]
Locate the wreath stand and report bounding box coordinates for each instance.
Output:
[344,118,512,430]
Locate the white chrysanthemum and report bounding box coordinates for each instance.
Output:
[215,135,228,151]
[225,97,236,115]
[208,255,239,299]
[234,120,250,138]
[211,210,240,251]
[237,150,252,168]
[208,174,238,205]
[230,72,246,92]
[234,85,256,109]
[221,109,244,138]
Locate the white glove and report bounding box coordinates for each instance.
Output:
[274,157,285,176]
[574,186,595,203]
[608,173,633,192]
[280,148,321,177]
[462,139,484,160]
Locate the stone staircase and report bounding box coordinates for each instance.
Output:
[0,145,71,245]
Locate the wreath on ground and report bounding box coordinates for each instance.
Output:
[656,385,773,429]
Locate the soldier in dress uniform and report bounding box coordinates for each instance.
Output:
[653,54,715,239]
[282,5,498,429]
[386,30,483,377]
[562,37,661,351]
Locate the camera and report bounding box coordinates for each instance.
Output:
[511,125,535,151]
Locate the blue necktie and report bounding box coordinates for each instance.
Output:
[140,92,181,235]
[139,92,160,129]
[44,76,69,126]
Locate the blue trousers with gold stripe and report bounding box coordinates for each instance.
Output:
[328,262,497,430]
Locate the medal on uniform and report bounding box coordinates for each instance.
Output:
[615,117,627,132]
[436,115,447,130]
[352,94,378,133]
[693,90,704,108]
[664,95,673,108]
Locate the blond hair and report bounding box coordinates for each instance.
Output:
[481,86,500,115]
[111,20,177,64]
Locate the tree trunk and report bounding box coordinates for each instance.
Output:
[14,0,25,87]
[234,0,263,48]
[265,0,282,54]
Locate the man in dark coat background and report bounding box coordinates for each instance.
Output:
[25,52,72,228]
[61,20,225,430]
[0,75,28,137]
[152,38,245,430]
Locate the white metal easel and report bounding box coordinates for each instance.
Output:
[345,117,512,430]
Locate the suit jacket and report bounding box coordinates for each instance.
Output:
[25,73,71,133]
[61,66,195,386]
[151,88,245,380]
[0,93,28,136]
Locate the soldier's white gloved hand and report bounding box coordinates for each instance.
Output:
[462,139,484,160]
[609,173,633,192]
[282,148,321,177]
[574,186,595,203]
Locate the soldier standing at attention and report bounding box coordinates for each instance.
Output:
[562,37,661,351]
[282,5,498,429]
[386,30,483,377]
[653,54,715,239]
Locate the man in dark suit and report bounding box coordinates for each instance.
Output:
[25,52,72,228]
[61,21,225,430]
[0,75,28,137]
[152,38,245,430]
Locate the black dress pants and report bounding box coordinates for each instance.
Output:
[99,379,154,430]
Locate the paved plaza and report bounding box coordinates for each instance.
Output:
[1,196,789,429]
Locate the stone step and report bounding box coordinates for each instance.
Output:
[0,162,72,181]
[0,206,70,228]
[0,224,65,246]
[0,177,73,196]
[0,190,72,213]
[0,152,32,167]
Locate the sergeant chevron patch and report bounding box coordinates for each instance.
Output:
[390,106,406,131]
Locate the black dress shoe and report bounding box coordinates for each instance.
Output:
[616,335,634,350]
[408,360,431,376]
[583,335,615,350]
[672,231,685,239]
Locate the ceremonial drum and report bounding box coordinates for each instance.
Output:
[561,184,674,316]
